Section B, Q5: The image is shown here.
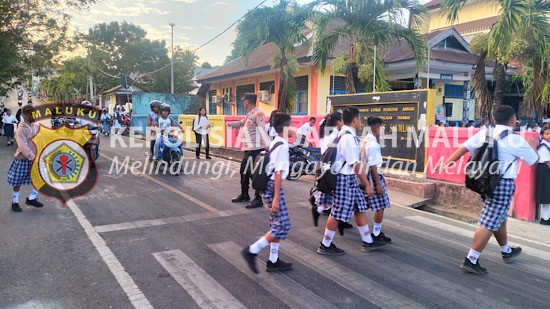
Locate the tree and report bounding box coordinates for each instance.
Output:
[230,0,312,112]
[440,0,550,119]
[312,0,427,94]
[149,48,198,93]
[201,62,212,69]
[40,57,90,102]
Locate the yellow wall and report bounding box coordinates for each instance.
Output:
[423,1,499,33]
[316,69,332,116]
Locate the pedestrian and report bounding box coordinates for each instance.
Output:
[7,105,44,212]
[113,106,122,135]
[437,105,538,274]
[242,112,293,273]
[147,100,162,160]
[2,109,17,146]
[264,110,278,140]
[311,112,343,226]
[193,107,212,160]
[227,93,269,209]
[0,107,7,136]
[100,108,112,136]
[537,124,550,225]
[296,116,316,146]
[15,100,23,124]
[153,103,182,162]
[360,116,392,242]
[317,107,388,256]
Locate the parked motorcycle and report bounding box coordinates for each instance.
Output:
[287,145,321,180]
[154,129,184,176]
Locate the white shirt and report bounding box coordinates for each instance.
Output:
[321,129,339,154]
[2,114,17,124]
[265,123,277,138]
[335,125,360,175]
[194,115,210,135]
[538,140,550,163]
[297,123,312,138]
[267,136,290,180]
[463,125,538,179]
[157,117,172,131]
[363,134,383,168]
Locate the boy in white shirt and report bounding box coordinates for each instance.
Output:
[296,117,316,146]
[361,117,392,243]
[438,105,538,274]
[242,113,293,273]
[153,103,182,161]
[317,107,387,256]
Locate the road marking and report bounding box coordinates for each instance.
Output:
[404,215,550,262]
[153,249,246,309]
[66,200,153,309]
[300,228,514,309]
[208,241,337,309]
[101,153,218,212]
[95,208,259,233]
[279,239,424,309]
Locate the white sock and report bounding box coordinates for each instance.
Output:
[322,229,336,247]
[500,243,512,254]
[542,204,550,220]
[467,249,481,264]
[249,236,269,254]
[317,206,327,214]
[358,225,373,243]
[373,223,382,236]
[12,191,20,203]
[28,189,38,200]
[269,242,279,263]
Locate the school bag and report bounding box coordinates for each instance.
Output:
[465,130,514,199]
[315,132,351,194]
[251,141,284,191]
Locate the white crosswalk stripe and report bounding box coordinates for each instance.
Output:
[153,250,246,309]
[208,241,338,309]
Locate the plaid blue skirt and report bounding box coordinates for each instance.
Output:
[261,180,291,240]
[366,174,391,211]
[316,191,334,208]
[331,174,367,222]
[7,159,32,187]
[479,179,515,231]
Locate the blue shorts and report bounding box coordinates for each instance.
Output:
[331,174,367,222]
[366,174,390,211]
[479,179,515,231]
[261,180,291,240]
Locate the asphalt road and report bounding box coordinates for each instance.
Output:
[1,94,550,308]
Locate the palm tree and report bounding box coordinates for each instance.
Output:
[312,0,428,94]
[232,0,311,112]
[440,0,550,119]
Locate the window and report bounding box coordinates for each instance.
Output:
[236,84,255,115]
[330,76,346,95]
[260,81,275,94]
[222,87,233,115]
[293,76,308,115]
[208,90,217,115]
[444,84,464,98]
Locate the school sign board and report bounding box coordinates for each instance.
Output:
[329,89,436,173]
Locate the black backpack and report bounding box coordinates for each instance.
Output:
[252,141,284,191]
[315,132,351,194]
[465,130,514,199]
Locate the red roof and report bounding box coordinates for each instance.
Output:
[424,0,443,9]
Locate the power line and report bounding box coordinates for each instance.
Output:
[192,0,269,52]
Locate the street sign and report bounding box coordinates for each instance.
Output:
[440,74,453,81]
[119,74,134,89]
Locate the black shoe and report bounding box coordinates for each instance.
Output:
[241,247,258,274]
[317,242,346,256]
[311,207,320,227]
[196,156,200,159]
[206,156,212,160]
[372,232,391,243]
[361,238,389,251]
[231,194,251,203]
[266,259,293,272]
[245,198,263,209]
[26,198,44,208]
[460,257,487,274]
[540,218,550,225]
[502,246,522,263]
[11,203,22,212]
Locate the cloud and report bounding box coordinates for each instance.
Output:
[171,0,198,3]
[89,2,168,17]
[202,26,215,30]
[211,1,228,5]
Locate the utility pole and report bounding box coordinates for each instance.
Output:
[169,22,175,94]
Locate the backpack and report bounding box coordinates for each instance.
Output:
[315,132,351,194]
[251,141,284,191]
[116,112,122,124]
[465,130,514,199]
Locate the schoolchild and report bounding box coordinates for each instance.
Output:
[361,116,392,242]
[438,105,538,273]
[153,103,182,161]
[147,100,162,160]
[242,112,293,273]
[2,109,17,146]
[537,124,550,225]
[7,105,44,212]
[317,107,388,256]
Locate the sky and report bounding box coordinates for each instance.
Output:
[69,0,430,66]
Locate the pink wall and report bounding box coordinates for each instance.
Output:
[225,116,246,149]
[426,127,538,221]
